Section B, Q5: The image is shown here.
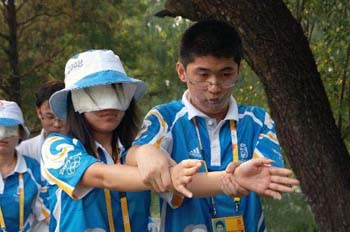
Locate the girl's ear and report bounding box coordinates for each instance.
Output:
[18,126,25,143]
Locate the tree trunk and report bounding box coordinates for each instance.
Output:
[1,0,21,104]
[158,0,350,231]
[6,0,21,104]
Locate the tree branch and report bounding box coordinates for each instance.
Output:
[17,12,46,27]
[16,0,29,13]
[17,10,64,28]
[0,32,9,40]
[0,43,9,55]
[21,47,66,78]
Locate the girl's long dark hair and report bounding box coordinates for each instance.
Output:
[65,92,142,158]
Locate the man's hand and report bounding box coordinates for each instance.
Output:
[132,144,176,192]
[170,159,203,198]
[221,162,249,197]
[234,158,300,199]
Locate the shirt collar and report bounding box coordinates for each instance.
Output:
[182,90,239,121]
[5,153,28,178]
[15,153,28,174]
[95,141,115,164]
[0,154,27,193]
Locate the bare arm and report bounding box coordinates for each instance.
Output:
[78,162,149,191]
[185,171,226,197]
[171,158,299,199]
[170,160,245,198]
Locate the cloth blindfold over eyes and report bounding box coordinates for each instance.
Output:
[0,125,18,140]
[71,84,137,113]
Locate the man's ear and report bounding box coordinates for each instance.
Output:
[36,107,42,120]
[238,62,242,75]
[176,62,187,83]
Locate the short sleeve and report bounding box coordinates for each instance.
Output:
[41,134,99,199]
[253,112,284,167]
[133,108,169,147]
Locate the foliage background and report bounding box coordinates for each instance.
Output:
[1,0,349,230]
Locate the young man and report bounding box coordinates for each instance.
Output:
[127,20,290,232]
[17,80,65,161]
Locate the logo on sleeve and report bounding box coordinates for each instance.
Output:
[59,153,82,175]
[42,136,74,169]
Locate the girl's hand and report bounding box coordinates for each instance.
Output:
[170,159,203,198]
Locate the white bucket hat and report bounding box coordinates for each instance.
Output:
[49,49,147,119]
[0,100,30,139]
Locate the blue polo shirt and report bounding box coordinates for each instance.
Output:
[132,91,284,232]
[41,133,150,232]
[0,154,49,232]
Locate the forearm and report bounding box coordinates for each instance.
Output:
[125,144,158,166]
[186,171,225,197]
[80,162,149,191]
[125,145,139,166]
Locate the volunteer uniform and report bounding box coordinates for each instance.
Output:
[0,155,49,232]
[132,91,284,232]
[41,133,150,232]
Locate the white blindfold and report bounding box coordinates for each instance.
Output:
[71,84,137,113]
[0,125,18,140]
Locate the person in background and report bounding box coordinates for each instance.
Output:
[0,100,49,231]
[16,80,65,162]
[126,20,297,232]
[16,81,63,232]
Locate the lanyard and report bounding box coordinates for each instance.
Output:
[98,148,131,232]
[192,118,241,217]
[229,120,241,211]
[0,173,25,232]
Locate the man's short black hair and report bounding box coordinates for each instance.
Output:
[35,80,64,107]
[215,220,225,228]
[179,20,243,68]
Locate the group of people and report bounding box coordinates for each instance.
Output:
[0,20,299,232]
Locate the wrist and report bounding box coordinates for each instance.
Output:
[227,162,241,175]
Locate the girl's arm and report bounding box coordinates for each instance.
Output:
[78,163,149,191]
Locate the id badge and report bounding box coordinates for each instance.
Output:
[211,216,245,232]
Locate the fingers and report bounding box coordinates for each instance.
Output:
[143,166,172,192]
[174,159,202,186]
[167,156,177,167]
[175,175,193,198]
[262,173,299,199]
[225,162,240,173]
[160,169,173,191]
[263,189,282,200]
[270,175,300,186]
[221,175,250,197]
[149,175,165,192]
[170,159,202,198]
[180,159,203,168]
[221,175,237,195]
[176,185,193,198]
[269,167,293,176]
[252,157,273,167]
[269,182,294,193]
